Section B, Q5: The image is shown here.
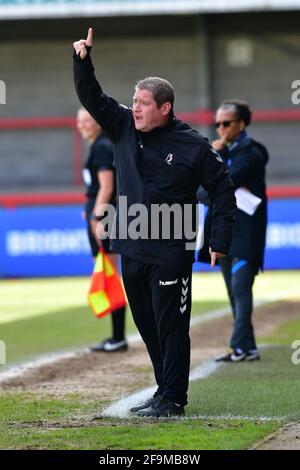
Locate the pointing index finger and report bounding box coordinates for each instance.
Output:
[86,27,93,46]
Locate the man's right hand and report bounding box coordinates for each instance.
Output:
[73,27,93,59]
[209,247,225,269]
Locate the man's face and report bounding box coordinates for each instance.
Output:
[132,88,170,132]
[77,109,101,142]
[215,108,244,143]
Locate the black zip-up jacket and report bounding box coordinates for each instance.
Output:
[73,49,236,267]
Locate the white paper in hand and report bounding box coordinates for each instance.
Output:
[235,187,262,216]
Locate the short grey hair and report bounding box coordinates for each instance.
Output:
[135,76,175,112]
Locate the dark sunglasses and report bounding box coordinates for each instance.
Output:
[214,119,239,129]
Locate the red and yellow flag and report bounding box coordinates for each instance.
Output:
[88,249,127,318]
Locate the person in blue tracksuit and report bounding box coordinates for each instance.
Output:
[199,100,269,362]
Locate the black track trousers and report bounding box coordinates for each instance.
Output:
[121,255,192,406]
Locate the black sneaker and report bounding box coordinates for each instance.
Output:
[130,395,161,413]
[136,397,185,418]
[90,338,128,352]
[245,350,260,361]
[215,349,247,362]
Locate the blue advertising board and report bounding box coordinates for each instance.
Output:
[0,205,93,277]
[264,199,300,269]
[0,199,300,277]
[195,198,300,272]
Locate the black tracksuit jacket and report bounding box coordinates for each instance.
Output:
[73,49,236,267]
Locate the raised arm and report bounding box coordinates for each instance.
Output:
[73,28,131,143]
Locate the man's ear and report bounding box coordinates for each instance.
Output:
[161,102,172,116]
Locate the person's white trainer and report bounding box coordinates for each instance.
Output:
[90,338,128,352]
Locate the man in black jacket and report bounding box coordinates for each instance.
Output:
[199,100,268,363]
[73,28,236,417]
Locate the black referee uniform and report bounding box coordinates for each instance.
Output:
[83,134,115,256]
[83,133,126,348]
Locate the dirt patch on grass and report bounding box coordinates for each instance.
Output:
[252,422,300,450]
[0,343,153,400]
[1,300,299,402]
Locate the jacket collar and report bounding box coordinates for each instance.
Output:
[227,131,248,152]
[138,115,176,144]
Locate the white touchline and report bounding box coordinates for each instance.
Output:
[101,345,282,420]
[0,286,298,384]
[0,349,90,383]
[101,359,221,419]
[177,415,284,422]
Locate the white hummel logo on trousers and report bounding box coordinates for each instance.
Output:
[180,277,189,314]
[159,279,178,286]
